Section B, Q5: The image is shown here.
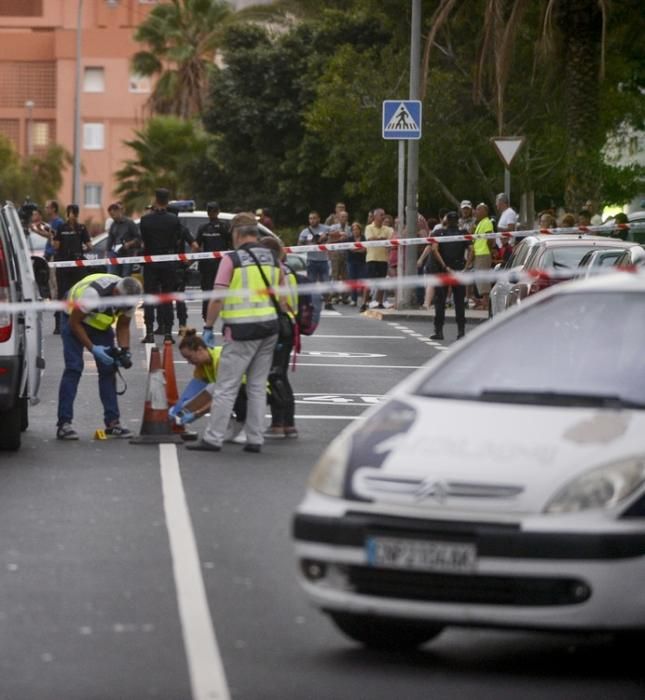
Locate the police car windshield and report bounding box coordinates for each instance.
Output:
[416,292,645,406]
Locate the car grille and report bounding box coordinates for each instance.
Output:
[346,566,590,606]
[352,470,524,505]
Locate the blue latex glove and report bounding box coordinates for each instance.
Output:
[168,404,182,419]
[177,409,195,426]
[202,327,215,348]
[91,345,115,367]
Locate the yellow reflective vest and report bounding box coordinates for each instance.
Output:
[221,245,280,340]
[67,273,124,330]
[473,217,494,256]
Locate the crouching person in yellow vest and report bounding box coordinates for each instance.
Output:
[170,330,248,443]
[56,273,142,440]
[187,213,286,454]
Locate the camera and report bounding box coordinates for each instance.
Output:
[107,347,132,369]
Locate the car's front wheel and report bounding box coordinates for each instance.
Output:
[328,612,444,650]
[0,403,22,450]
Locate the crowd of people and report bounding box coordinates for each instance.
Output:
[297,196,615,321]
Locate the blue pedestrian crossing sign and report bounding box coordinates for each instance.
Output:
[382,100,422,140]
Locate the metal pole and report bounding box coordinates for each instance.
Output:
[504,168,511,202]
[25,100,34,156]
[404,0,422,307]
[396,139,405,308]
[72,0,84,205]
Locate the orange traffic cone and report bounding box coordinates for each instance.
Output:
[130,346,182,444]
[162,339,197,441]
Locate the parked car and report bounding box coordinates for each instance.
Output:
[293,273,645,649]
[614,247,645,269]
[504,235,633,310]
[577,243,645,278]
[0,203,44,450]
[489,235,542,316]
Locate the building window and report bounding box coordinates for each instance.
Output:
[83,67,105,93]
[83,123,104,150]
[0,0,43,16]
[129,72,151,93]
[32,122,50,148]
[84,184,103,209]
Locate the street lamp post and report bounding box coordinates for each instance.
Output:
[24,100,35,156]
[72,0,84,205]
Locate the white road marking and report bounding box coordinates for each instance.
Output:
[159,445,230,700]
[292,363,425,369]
[291,414,362,420]
[309,335,405,339]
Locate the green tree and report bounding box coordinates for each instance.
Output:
[132,0,232,118]
[114,116,214,213]
[201,11,394,222]
[422,0,612,210]
[0,136,70,206]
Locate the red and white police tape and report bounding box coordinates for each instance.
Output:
[3,266,643,314]
[47,221,645,270]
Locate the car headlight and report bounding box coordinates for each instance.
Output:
[308,433,351,498]
[545,457,645,514]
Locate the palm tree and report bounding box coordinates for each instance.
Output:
[422,0,607,210]
[132,0,232,118]
[114,117,212,213]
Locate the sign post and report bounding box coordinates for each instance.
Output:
[383,99,422,307]
[491,136,525,201]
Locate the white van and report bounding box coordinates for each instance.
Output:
[0,203,44,450]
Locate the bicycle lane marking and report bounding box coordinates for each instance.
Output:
[159,444,230,700]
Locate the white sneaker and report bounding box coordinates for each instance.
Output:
[232,429,247,445]
[223,420,244,443]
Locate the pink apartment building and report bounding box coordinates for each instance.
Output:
[0,0,157,223]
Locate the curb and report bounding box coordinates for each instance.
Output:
[363,309,489,325]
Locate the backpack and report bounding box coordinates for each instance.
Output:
[285,265,321,336]
[294,271,321,335]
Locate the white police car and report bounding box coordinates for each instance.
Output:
[293,272,645,649]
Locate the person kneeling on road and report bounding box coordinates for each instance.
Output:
[56,273,142,440]
[169,330,248,443]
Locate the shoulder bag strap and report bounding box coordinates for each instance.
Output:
[245,247,281,315]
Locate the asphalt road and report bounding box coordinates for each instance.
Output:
[0,302,643,700]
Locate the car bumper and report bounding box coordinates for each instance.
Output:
[293,495,645,632]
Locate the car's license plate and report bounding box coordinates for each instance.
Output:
[366,536,477,574]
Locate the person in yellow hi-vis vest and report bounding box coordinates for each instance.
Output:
[472,202,495,310]
[187,213,286,454]
[56,273,142,440]
[170,330,248,443]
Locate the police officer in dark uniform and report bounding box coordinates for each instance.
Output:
[52,204,92,314]
[194,202,232,321]
[139,188,183,343]
[170,215,195,336]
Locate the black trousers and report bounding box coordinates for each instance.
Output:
[144,262,177,333]
[199,261,220,321]
[56,267,86,301]
[269,334,295,428]
[434,284,466,333]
